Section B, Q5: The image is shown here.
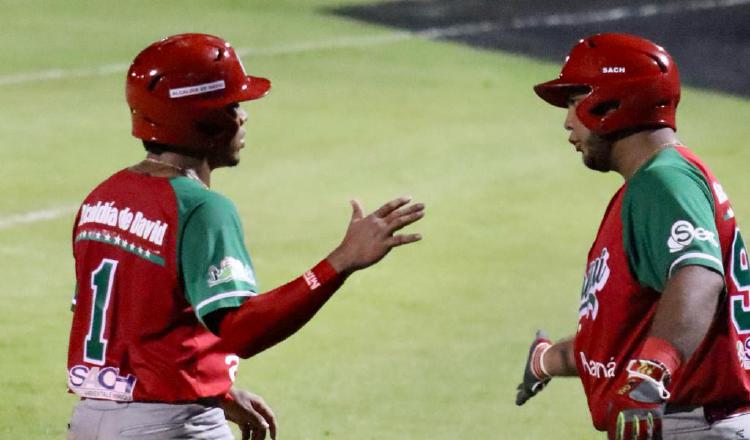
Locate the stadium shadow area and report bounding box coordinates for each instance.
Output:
[330,0,750,98]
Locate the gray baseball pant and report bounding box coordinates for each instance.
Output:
[663,407,750,439]
[67,398,234,440]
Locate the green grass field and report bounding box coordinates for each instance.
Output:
[2,1,749,439]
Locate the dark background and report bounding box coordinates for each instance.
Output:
[332,0,750,97]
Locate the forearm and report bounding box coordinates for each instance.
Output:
[543,338,578,377]
[217,259,344,358]
[213,196,425,359]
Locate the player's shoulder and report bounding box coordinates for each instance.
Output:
[170,176,239,220]
[627,147,709,197]
[79,168,135,205]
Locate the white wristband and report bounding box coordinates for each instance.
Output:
[538,344,552,378]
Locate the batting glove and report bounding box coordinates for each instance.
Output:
[606,359,671,440]
[515,330,552,406]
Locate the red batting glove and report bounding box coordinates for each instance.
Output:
[606,359,671,440]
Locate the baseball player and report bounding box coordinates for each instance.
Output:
[66,33,425,440]
[515,33,750,439]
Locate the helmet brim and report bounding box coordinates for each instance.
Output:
[233,75,271,102]
[533,79,591,108]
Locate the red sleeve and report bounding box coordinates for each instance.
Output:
[217,259,344,358]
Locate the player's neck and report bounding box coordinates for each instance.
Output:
[142,152,211,188]
[611,128,679,180]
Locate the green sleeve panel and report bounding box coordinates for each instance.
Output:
[622,148,724,292]
[171,177,258,324]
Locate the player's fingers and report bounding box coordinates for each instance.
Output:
[251,422,268,440]
[350,199,364,221]
[615,412,626,440]
[652,414,663,440]
[373,196,412,218]
[631,414,640,440]
[240,406,269,440]
[515,385,529,406]
[386,202,425,224]
[387,233,422,248]
[241,423,251,440]
[387,208,425,234]
[265,414,277,440]
[384,202,424,223]
[252,401,277,439]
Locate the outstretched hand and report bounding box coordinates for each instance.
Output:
[327,196,425,275]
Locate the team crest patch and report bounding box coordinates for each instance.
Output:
[579,248,611,322]
[737,339,750,370]
[208,257,256,288]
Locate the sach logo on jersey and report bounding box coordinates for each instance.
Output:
[68,364,137,401]
[667,220,719,253]
[579,248,611,323]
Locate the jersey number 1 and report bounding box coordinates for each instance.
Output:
[85,259,118,364]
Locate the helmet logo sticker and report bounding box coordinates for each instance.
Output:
[169,80,226,99]
[601,67,626,74]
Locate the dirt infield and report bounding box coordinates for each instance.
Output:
[332,0,750,98]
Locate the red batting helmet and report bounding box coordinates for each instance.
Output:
[126,33,271,149]
[534,33,680,135]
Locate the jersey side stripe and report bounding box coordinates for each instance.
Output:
[668,252,723,277]
[195,291,256,315]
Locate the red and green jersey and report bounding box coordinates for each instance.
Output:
[574,145,750,429]
[67,169,258,402]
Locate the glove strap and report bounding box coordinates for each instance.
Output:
[625,359,671,401]
[626,336,683,402]
[639,336,683,378]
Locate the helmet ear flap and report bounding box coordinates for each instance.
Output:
[595,78,678,134]
[589,100,620,117]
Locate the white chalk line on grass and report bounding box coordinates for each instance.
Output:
[1,0,748,230]
[2,0,748,87]
[0,204,78,231]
